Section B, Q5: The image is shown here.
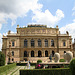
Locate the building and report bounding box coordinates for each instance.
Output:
[2,24,72,63]
[72,39,75,57]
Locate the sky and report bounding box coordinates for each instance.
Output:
[0,0,75,50]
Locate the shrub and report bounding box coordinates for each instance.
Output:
[59,59,65,62]
[20,68,71,75]
[37,60,42,64]
[0,63,16,74]
[70,58,75,75]
[0,51,5,66]
[16,63,36,66]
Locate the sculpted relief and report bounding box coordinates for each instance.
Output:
[20,28,56,35]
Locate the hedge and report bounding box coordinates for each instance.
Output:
[20,68,71,75]
[59,59,65,62]
[0,63,16,74]
[16,63,36,66]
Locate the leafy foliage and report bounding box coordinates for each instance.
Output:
[0,51,5,66]
[70,58,75,75]
[20,68,71,75]
[37,60,42,64]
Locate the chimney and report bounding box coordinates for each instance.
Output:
[66,31,69,35]
[17,25,19,28]
[74,38,75,43]
[8,30,11,34]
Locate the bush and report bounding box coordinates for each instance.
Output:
[70,58,75,75]
[0,51,5,66]
[16,63,36,66]
[37,60,42,64]
[20,68,71,75]
[0,63,16,74]
[59,59,65,62]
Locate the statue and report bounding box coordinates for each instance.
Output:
[64,51,73,62]
[54,53,60,62]
[49,54,52,62]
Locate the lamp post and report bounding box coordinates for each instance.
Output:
[7,41,11,63]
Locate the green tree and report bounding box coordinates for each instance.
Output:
[70,58,75,75]
[0,51,5,66]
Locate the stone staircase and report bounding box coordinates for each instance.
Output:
[28,57,50,63]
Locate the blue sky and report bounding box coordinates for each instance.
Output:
[0,0,75,50]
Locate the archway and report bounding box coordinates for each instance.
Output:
[45,50,48,57]
[24,51,27,57]
[31,51,34,57]
[38,50,42,57]
[52,50,55,57]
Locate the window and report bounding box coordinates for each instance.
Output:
[24,39,27,47]
[12,41,14,46]
[63,41,66,46]
[12,51,14,56]
[12,58,14,61]
[51,40,54,46]
[38,39,41,47]
[45,39,48,47]
[24,51,27,57]
[31,39,35,47]
[31,51,34,57]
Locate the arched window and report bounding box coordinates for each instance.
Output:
[38,39,41,47]
[24,51,27,57]
[31,39,35,47]
[64,51,66,53]
[12,41,15,46]
[38,50,42,57]
[52,50,55,57]
[24,39,27,47]
[63,41,66,46]
[51,40,54,46]
[12,58,14,61]
[45,39,48,47]
[31,51,34,57]
[12,51,14,56]
[45,50,48,57]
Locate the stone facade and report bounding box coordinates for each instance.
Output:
[2,24,72,63]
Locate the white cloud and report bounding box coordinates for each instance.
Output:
[0,0,43,28]
[0,33,2,51]
[60,20,75,42]
[32,9,64,27]
[72,6,75,16]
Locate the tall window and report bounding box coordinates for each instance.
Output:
[31,51,34,57]
[24,39,27,47]
[63,41,66,46]
[38,39,41,47]
[24,51,27,57]
[45,39,48,47]
[12,41,14,46]
[51,40,54,46]
[12,51,14,56]
[31,39,35,47]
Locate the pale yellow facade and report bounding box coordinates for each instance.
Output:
[2,25,72,63]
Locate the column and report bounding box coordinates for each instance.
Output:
[28,39,31,48]
[48,38,50,48]
[35,38,38,47]
[42,39,44,48]
[29,51,31,57]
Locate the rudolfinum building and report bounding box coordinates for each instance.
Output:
[2,24,72,63]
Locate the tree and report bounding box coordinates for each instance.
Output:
[0,51,5,66]
[70,58,75,75]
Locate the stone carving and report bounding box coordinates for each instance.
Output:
[54,53,60,62]
[64,51,73,62]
